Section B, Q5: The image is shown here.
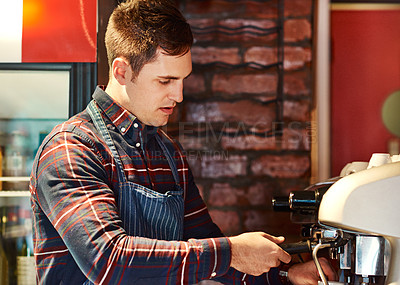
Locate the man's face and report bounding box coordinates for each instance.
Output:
[124,49,192,127]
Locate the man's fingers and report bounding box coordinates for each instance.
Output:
[279,247,292,264]
[259,232,291,263]
[261,232,285,244]
[229,232,293,276]
[320,258,339,280]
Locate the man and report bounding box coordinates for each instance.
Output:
[30,0,337,284]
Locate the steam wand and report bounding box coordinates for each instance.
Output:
[311,235,348,285]
[312,242,331,285]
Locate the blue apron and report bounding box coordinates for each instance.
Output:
[85,100,185,283]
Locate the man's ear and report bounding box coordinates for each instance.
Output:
[112,57,130,85]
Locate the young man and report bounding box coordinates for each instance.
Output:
[30,0,336,284]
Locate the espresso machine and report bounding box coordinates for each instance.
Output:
[273,154,400,285]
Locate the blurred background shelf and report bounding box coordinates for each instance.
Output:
[0,177,30,182]
[0,177,30,196]
[0,191,30,198]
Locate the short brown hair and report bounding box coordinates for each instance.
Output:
[105,0,193,79]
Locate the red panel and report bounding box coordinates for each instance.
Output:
[21,0,97,62]
[331,9,400,176]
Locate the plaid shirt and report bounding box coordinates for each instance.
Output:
[30,87,279,284]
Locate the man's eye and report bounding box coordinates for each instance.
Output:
[159,80,170,85]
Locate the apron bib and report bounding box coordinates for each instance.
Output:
[87,100,184,240]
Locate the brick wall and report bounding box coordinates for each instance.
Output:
[168,0,314,240]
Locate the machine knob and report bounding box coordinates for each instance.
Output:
[271,196,291,212]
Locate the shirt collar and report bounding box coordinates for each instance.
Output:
[92,86,158,142]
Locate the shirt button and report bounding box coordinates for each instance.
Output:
[211,272,217,278]
[136,142,141,148]
[121,127,126,132]
[133,123,139,128]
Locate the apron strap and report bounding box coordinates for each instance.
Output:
[157,129,187,201]
[155,134,180,186]
[87,100,127,183]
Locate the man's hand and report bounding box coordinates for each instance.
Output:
[288,258,338,285]
[228,232,291,276]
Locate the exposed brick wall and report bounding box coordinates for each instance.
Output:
[168,0,314,239]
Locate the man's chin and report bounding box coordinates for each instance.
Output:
[147,120,169,127]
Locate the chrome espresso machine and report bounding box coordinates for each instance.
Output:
[273,154,400,285]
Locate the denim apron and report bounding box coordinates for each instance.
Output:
[85,101,185,284]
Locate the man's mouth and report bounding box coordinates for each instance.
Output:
[160,107,174,115]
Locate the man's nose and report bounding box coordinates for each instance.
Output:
[169,81,184,103]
